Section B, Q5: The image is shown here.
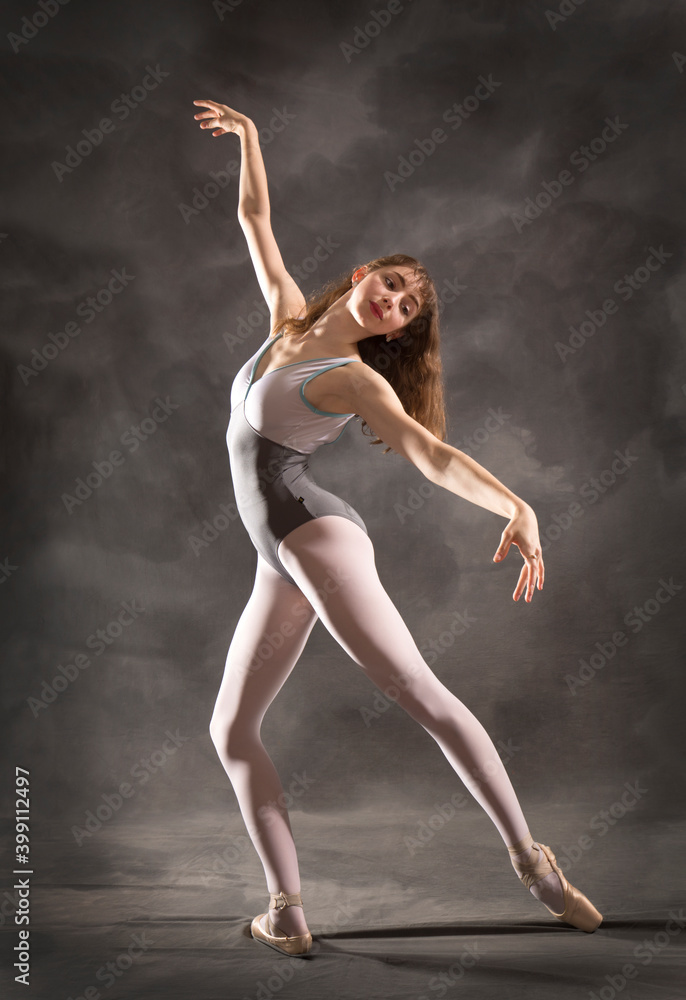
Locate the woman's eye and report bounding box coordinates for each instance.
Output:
[386,275,409,315]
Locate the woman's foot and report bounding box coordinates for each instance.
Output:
[250,890,313,956]
[507,834,602,932]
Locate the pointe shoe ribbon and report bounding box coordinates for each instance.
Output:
[508,834,603,933]
[250,889,313,956]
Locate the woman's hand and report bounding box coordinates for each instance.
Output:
[193,99,250,137]
[492,503,545,603]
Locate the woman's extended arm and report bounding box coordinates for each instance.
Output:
[331,363,545,601]
[193,100,305,323]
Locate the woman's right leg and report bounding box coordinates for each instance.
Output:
[209,553,318,936]
[277,516,567,914]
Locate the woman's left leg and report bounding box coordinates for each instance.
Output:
[277,515,565,912]
[209,554,319,937]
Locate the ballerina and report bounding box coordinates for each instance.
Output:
[193,98,602,956]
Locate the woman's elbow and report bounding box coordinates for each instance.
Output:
[408,437,452,484]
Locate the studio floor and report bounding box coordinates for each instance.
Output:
[6,801,686,1000]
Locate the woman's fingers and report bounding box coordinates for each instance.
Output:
[513,564,529,603]
[192,100,245,136]
[493,507,544,602]
[193,108,224,136]
[493,537,511,562]
[513,562,526,602]
[193,100,225,132]
[494,540,538,601]
[513,552,541,602]
[193,108,221,129]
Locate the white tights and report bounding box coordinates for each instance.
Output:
[210,516,561,933]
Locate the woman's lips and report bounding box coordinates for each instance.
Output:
[370,301,383,319]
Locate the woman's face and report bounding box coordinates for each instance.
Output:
[349,265,423,337]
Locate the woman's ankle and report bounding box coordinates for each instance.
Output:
[269,905,309,936]
[508,841,566,913]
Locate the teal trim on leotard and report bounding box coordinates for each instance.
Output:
[322,418,356,447]
[246,332,357,401]
[246,333,281,393]
[299,363,357,417]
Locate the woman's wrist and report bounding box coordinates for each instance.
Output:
[504,495,530,520]
[236,116,256,138]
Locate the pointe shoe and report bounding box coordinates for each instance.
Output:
[508,834,603,933]
[250,890,313,956]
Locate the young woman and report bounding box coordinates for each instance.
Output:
[193,99,602,956]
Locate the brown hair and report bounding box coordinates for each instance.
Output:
[275,253,447,453]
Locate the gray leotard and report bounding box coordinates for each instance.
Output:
[226,330,368,585]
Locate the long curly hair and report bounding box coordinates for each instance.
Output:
[274,253,446,454]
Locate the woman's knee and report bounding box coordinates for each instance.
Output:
[379,663,455,731]
[209,712,259,762]
[393,687,443,730]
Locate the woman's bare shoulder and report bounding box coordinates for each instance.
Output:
[330,360,399,405]
[338,359,388,385]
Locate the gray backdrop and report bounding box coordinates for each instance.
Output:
[2,1,685,997]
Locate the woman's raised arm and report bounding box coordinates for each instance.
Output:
[193,100,305,325]
[193,100,269,214]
